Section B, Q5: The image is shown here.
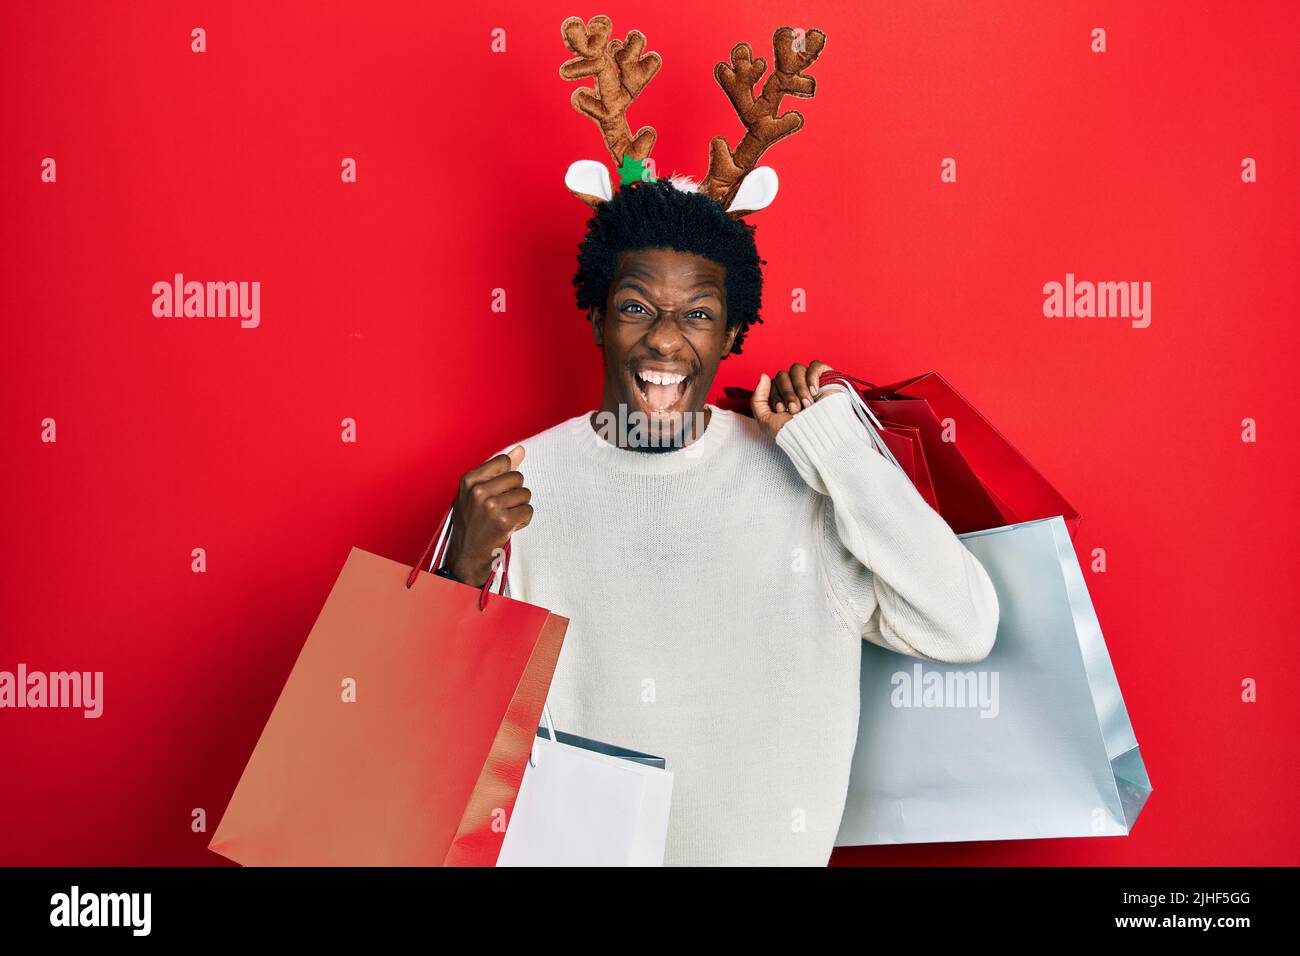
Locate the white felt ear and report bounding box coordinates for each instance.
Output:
[726,166,779,215]
[565,160,613,204]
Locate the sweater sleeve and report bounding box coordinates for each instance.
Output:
[774,390,999,664]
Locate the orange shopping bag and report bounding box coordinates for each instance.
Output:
[208,512,568,866]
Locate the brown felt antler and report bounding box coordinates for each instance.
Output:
[700,27,826,211]
[559,15,661,170]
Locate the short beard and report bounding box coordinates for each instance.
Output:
[627,434,679,454]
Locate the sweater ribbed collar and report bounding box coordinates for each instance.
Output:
[564,404,735,475]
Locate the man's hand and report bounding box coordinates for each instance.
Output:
[750,360,835,439]
[444,445,533,587]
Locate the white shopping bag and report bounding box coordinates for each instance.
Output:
[497,709,674,867]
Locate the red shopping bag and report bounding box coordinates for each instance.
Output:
[856,371,1081,537]
[827,379,1008,534]
[873,418,940,512]
[721,370,1079,537]
[719,387,940,512]
[208,515,568,866]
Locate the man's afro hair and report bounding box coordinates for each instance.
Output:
[572,178,765,356]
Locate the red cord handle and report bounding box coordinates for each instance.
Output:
[817,370,876,392]
[722,369,880,401]
[406,506,512,611]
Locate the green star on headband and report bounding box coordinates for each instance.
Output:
[618,154,653,186]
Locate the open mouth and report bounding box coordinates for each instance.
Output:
[632,368,691,415]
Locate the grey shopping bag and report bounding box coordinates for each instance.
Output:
[835,515,1152,845]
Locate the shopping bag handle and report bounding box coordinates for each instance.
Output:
[817,372,909,476]
[399,505,561,769]
[528,701,559,769]
[405,505,512,611]
[819,370,876,391]
[721,370,878,402]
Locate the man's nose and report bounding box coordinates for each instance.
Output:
[644,312,688,353]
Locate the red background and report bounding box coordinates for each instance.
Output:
[2,0,1297,865]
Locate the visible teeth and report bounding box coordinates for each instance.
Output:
[637,370,686,386]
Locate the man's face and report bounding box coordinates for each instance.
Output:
[593,247,737,446]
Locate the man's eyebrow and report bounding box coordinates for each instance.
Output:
[614,282,721,305]
[613,280,654,299]
[684,276,723,290]
[616,265,655,282]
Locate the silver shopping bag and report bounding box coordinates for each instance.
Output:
[835,515,1152,845]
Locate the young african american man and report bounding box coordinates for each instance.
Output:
[440,179,1000,866]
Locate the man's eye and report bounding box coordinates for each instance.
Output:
[621,302,650,316]
[685,310,714,321]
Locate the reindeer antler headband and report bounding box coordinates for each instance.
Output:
[560,15,827,218]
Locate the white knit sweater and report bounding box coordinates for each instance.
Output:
[502,390,999,866]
